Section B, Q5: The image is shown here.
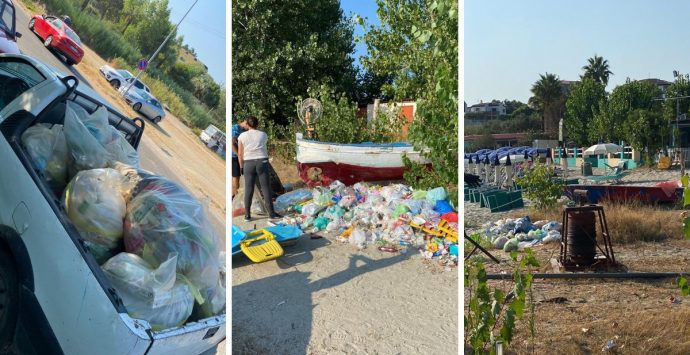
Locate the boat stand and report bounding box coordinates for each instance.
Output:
[464,231,500,264]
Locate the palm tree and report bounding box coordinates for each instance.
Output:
[582,55,613,86]
[530,73,564,134]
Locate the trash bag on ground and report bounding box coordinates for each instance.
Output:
[102,253,194,330]
[412,189,427,200]
[426,187,447,203]
[312,187,333,206]
[64,168,128,264]
[123,176,221,307]
[274,189,312,213]
[21,123,69,191]
[64,103,110,174]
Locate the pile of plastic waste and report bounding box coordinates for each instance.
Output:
[274,181,458,267]
[481,216,562,252]
[20,102,224,328]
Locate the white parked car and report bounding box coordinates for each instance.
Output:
[0,54,225,354]
[99,64,151,93]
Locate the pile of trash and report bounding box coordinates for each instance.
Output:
[274,181,459,267]
[481,216,562,252]
[21,102,224,329]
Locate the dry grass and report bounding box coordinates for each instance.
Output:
[498,279,690,354]
[514,201,682,245]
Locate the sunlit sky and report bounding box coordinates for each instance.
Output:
[169,0,225,85]
[466,0,690,104]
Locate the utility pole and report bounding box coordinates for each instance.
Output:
[121,0,200,96]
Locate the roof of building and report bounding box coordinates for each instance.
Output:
[639,78,672,86]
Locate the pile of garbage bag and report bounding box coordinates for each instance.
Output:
[19,103,224,328]
[481,216,562,252]
[275,181,458,266]
[123,174,221,311]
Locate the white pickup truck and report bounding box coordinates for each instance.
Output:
[0,54,225,354]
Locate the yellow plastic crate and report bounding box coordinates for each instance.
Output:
[240,229,284,263]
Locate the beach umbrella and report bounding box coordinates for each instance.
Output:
[584,143,622,156]
[499,154,526,164]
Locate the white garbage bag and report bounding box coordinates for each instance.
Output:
[21,123,69,190]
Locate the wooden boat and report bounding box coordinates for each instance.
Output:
[564,184,682,204]
[296,133,430,186]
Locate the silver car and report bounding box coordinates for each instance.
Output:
[119,87,165,124]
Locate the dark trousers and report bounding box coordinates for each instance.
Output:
[244,158,275,217]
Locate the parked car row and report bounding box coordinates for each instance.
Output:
[99,64,166,124]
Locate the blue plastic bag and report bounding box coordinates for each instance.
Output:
[434,200,454,214]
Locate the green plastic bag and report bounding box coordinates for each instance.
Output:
[392,204,410,218]
[412,190,427,200]
[684,187,690,207]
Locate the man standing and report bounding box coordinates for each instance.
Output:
[231,119,248,199]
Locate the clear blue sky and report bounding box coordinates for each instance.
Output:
[340,1,380,68]
[168,0,225,85]
[466,0,690,105]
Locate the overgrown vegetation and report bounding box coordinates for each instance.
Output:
[514,163,563,210]
[34,0,223,130]
[465,250,539,353]
[364,0,458,201]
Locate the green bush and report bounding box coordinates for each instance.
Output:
[515,162,564,210]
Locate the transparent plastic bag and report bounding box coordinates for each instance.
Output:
[274,188,312,213]
[68,102,110,145]
[102,253,194,330]
[64,103,110,173]
[426,187,448,203]
[21,123,69,190]
[312,187,333,206]
[104,126,139,167]
[123,176,220,305]
[63,168,128,263]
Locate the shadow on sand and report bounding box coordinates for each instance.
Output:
[231,237,412,355]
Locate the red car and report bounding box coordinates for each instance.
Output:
[0,0,21,54]
[28,14,83,65]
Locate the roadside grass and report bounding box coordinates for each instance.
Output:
[517,201,681,244]
[24,0,38,12]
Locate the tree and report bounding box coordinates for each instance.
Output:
[622,109,667,163]
[362,0,458,200]
[232,0,357,124]
[125,0,176,61]
[530,73,564,135]
[581,55,613,87]
[565,78,607,145]
[663,75,690,148]
[353,68,393,105]
[599,79,661,143]
[120,0,147,34]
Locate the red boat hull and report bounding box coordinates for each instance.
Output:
[298,162,410,187]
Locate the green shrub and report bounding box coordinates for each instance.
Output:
[515,162,564,210]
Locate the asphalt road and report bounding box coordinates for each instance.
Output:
[13,6,225,239]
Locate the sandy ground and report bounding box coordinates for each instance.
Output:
[231,173,458,355]
[464,164,690,354]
